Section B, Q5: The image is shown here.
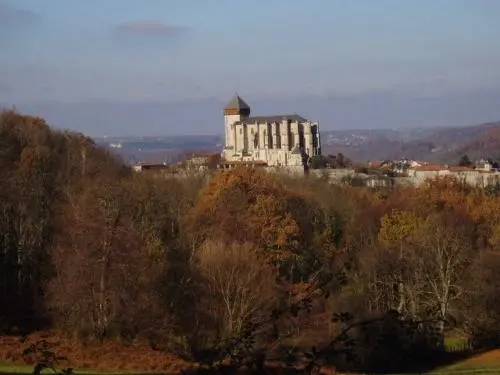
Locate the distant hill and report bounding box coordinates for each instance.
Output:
[94,134,223,164]
[96,121,500,165]
[442,124,500,162]
[322,121,500,163]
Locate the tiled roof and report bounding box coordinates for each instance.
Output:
[224,95,250,111]
[410,164,446,171]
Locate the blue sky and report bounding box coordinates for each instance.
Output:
[1,0,500,135]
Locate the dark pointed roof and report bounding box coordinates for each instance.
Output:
[224,94,250,111]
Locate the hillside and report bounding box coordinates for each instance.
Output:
[452,125,500,161]
[321,138,436,162]
[423,122,500,163]
[94,134,223,164]
[92,120,500,165]
[321,121,500,163]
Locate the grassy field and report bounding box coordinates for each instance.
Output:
[429,349,500,374]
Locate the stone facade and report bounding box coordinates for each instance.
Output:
[407,167,500,188]
[222,95,321,167]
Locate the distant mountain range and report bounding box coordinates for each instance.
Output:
[94,135,223,165]
[3,89,500,137]
[95,120,500,165]
[3,92,500,164]
[321,121,500,163]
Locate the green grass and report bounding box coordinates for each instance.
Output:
[429,350,500,375]
[435,364,500,374]
[445,336,470,352]
[0,363,33,374]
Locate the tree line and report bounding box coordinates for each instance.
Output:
[1,110,500,373]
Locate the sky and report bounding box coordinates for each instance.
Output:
[1,0,500,136]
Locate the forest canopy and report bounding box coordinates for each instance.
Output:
[1,110,500,373]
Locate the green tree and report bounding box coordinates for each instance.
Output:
[308,155,327,169]
[458,154,472,167]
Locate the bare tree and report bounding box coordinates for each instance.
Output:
[47,179,159,341]
[194,240,278,341]
[412,213,473,343]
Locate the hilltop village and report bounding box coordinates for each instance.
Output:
[132,95,500,189]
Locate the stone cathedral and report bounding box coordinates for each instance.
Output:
[222,95,322,167]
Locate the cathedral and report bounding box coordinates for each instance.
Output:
[222,95,322,167]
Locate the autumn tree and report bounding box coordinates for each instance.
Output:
[48,178,165,341]
[467,194,500,249]
[184,167,317,279]
[0,110,132,332]
[377,209,424,315]
[0,110,60,329]
[124,173,206,347]
[418,176,472,213]
[4,107,500,372]
[465,251,500,348]
[413,212,474,343]
[189,240,278,351]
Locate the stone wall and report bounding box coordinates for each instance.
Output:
[263,165,305,177]
[408,169,500,188]
[151,165,500,190]
[309,169,356,181]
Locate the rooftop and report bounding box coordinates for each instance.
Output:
[238,114,308,124]
[224,94,250,111]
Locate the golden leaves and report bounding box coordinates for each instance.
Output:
[489,223,500,251]
[186,166,304,257]
[18,145,51,171]
[378,210,423,247]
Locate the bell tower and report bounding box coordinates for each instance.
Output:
[223,94,250,150]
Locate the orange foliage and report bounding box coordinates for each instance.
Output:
[468,195,500,225]
[185,167,311,259]
[0,331,192,373]
[418,176,471,211]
